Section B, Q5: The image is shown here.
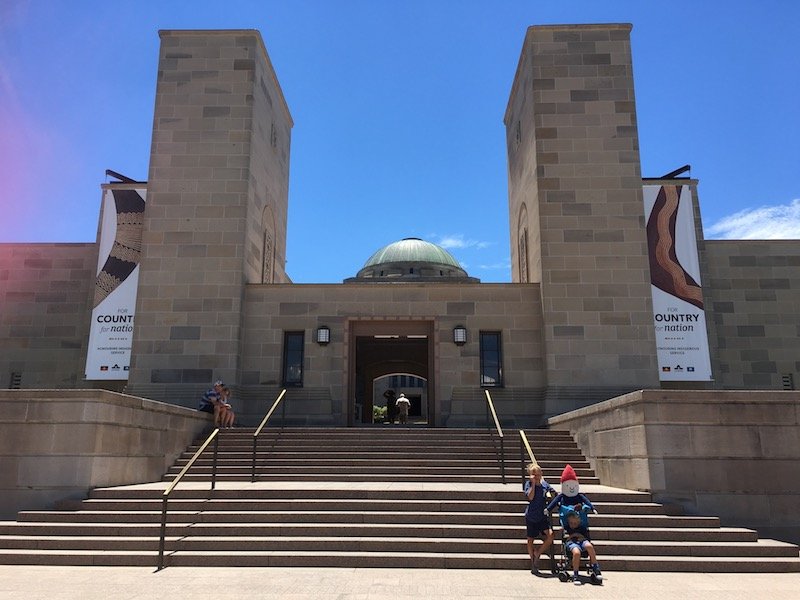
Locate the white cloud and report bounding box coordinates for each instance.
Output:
[478,261,511,271]
[706,199,800,240]
[434,234,492,250]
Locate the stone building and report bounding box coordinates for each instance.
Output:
[1,25,798,428]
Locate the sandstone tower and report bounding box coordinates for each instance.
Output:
[505,24,659,413]
[126,30,292,399]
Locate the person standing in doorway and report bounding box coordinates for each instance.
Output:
[396,393,411,425]
[383,389,397,424]
[395,393,411,425]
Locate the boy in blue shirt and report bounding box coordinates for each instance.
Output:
[563,508,601,585]
[523,463,554,573]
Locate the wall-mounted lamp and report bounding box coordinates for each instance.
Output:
[316,325,330,345]
[453,325,467,346]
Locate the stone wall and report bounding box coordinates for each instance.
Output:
[0,389,209,519]
[705,240,800,390]
[548,389,800,543]
[0,244,96,388]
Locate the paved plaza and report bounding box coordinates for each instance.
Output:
[0,566,798,599]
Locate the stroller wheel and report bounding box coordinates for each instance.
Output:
[558,572,570,582]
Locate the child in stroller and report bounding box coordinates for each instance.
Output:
[546,464,602,585]
[557,505,602,585]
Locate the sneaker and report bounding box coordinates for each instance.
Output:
[572,574,582,586]
[591,564,603,582]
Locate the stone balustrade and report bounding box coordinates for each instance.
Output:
[549,389,800,543]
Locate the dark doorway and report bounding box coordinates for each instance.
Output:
[349,321,433,426]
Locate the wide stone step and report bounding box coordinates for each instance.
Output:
[0,535,794,558]
[0,522,763,543]
[166,463,594,475]
[74,498,665,515]
[169,462,594,478]
[0,548,797,572]
[243,434,575,442]
[180,460,588,475]
[87,485,652,504]
[15,510,720,528]
[196,448,586,461]
[198,442,581,449]
[226,428,572,437]
[179,450,588,463]
[162,473,602,485]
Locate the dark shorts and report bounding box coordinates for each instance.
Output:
[565,538,591,555]
[198,404,214,414]
[525,517,552,538]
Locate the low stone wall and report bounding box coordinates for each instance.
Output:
[0,389,210,519]
[548,389,800,544]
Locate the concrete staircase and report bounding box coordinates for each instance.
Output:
[0,427,798,571]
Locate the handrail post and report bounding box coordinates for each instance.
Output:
[500,435,506,483]
[157,427,219,570]
[211,433,219,490]
[483,390,505,483]
[251,435,258,483]
[157,496,168,570]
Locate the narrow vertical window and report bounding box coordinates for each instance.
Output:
[282,331,304,387]
[480,331,503,387]
[262,230,273,283]
[519,228,529,283]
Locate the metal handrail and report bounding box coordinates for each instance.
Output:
[519,429,537,464]
[519,428,558,511]
[484,390,505,483]
[519,429,537,487]
[251,389,287,482]
[158,427,220,570]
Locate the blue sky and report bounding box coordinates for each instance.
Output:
[1,1,798,283]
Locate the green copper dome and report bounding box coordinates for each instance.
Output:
[345,238,479,283]
[363,238,462,269]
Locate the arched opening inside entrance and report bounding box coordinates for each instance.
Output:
[373,373,428,424]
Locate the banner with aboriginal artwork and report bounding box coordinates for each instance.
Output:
[643,184,713,381]
[85,187,146,380]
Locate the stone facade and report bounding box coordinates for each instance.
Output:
[705,240,800,389]
[238,282,546,426]
[1,25,799,428]
[0,244,97,388]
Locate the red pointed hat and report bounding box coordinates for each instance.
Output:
[560,464,578,484]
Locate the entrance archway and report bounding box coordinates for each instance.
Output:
[374,373,427,424]
[348,320,434,426]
